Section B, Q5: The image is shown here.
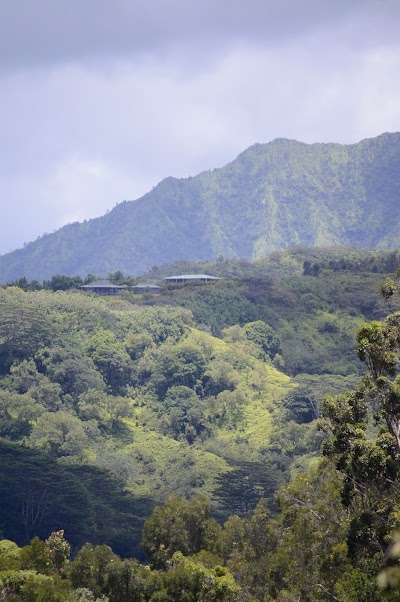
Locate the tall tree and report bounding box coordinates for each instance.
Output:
[320,310,400,599]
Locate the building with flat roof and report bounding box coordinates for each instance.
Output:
[79,280,126,295]
[132,282,162,294]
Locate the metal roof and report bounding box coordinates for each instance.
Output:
[163,274,222,281]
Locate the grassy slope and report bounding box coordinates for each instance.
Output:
[104,328,295,503]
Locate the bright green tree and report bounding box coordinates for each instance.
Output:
[142,495,220,568]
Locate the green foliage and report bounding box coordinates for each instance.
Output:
[10,359,63,411]
[69,544,119,597]
[160,552,241,602]
[160,386,211,443]
[318,302,400,597]
[4,261,400,602]
[166,284,260,336]
[139,339,209,399]
[68,588,108,602]
[214,461,284,518]
[282,388,317,424]
[0,290,54,369]
[105,558,162,602]
[356,319,398,378]
[19,532,70,576]
[0,390,43,439]
[43,274,85,291]
[29,411,89,459]
[265,461,349,601]
[86,330,133,394]
[0,441,152,556]
[0,540,21,571]
[36,346,106,401]
[143,250,397,377]
[142,495,220,567]
[242,320,281,359]
[77,390,133,432]
[2,259,399,586]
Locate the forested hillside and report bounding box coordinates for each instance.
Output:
[2,249,400,599]
[0,285,290,552]
[1,132,400,281]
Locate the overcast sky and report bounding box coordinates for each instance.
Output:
[0,0,399,255]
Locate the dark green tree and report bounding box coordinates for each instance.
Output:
[43,274,84,291]
[214,461,283,517]
[242,320,281,360]
[86,330,133,394]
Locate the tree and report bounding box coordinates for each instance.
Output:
[126,306,191,345]
[209,390,245,429]
[29,411,88,458]
[11,360,62,412]
[20,536,52,574]
[105,396,133,431]
[142,495,220,567]
[6,276,43,291]
[319,310,400,599]
[160,552,241,602]
[160,386,211,443]
[45,530,70,574]
[43,274,84,291]
[266,461,350,602]
[203,358,238,397]
[77,390,133,432]
[0,391,43,440]
[125,332,154,361]
[0,540,21,570]
[19,531,70,576]
[86,330,133,394]
[36,345,106,402]
[69,544,118,597]
[105,558,161,602]
[282,387,318,424]
[242,320,281,360]
[143,341,209,399]
[0,292,54,368]
[68,588,108,602]
[20,572,70,601]
[77,390,109,424]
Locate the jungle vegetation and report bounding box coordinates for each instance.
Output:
[2,247,400,599]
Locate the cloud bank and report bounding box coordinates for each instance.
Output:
[0,0,399,256]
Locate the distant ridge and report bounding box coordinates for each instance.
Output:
[1,132,399,281]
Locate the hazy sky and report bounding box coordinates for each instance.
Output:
[1,0,399,255]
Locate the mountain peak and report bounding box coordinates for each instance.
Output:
[1,132,400,282]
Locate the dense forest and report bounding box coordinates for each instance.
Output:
[2,247,400,600]
[1,132,400,281]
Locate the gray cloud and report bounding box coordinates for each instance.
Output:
[0,0,399,257]
[1,0,398,70]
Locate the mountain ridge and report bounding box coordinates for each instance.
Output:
[1,131,399,281]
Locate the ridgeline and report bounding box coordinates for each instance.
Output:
[0,132,399,281]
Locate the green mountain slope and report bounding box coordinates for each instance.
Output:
[1,132,400,281]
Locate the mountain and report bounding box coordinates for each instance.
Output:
[1,132,400,281]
